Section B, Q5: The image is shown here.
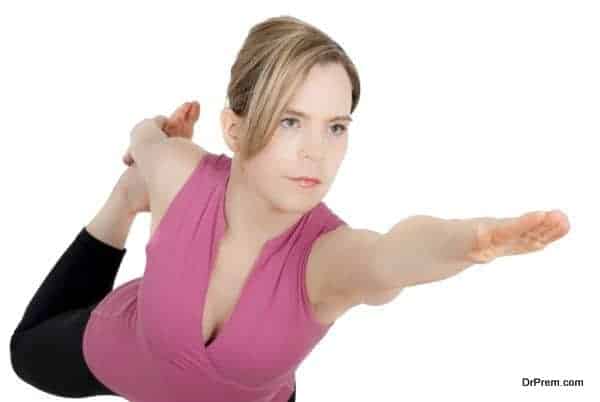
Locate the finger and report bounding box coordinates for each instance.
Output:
[538,216,569,243]
[543,225,569,243]
[513,211,547,237]
[530,219,556,239]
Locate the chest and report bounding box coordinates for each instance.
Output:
[200,240,335,348]
[200,243,258,347]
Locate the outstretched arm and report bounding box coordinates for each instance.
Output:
[313,210,570,309]
[373,210,570,288]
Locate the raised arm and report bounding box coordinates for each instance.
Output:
[126,101,206,236]
[129,126,208,237]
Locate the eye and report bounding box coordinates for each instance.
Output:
[330,124,347,136]
[280,117,347,136]
[280,117,299,129]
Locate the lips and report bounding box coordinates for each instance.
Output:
[289,176,321,184]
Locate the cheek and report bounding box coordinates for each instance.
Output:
[269,131,300,157]
[255,146,294,179]
[247,161,284,195]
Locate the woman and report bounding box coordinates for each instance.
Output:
[10,15,569,402]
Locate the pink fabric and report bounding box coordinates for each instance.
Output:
[82,151,346,402]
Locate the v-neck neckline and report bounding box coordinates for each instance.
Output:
[199,163,308,353]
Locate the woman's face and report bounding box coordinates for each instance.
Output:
[245,62,353,214]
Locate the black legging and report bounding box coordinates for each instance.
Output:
[9,226,297,401]
[10,227,124,397]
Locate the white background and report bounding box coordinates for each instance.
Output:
[1,1,598,401]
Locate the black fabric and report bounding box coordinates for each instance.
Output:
[9,226,298,401]
[10,227,123,397]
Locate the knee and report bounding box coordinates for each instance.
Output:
[10,332,35,397]
[10,330,51,395]
[10,330,33,387]
[9,330,90,398]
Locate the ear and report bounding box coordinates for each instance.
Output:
[221,107,242,153]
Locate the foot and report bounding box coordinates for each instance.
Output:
[123,100,201,166]
[162,100,201,139]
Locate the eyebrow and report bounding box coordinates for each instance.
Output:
[283,108,353,123]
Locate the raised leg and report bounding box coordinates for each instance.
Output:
[13,172,137,336]
[10,171,139,398]
[85,175,137,250]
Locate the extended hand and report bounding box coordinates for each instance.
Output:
[466,210,570,264]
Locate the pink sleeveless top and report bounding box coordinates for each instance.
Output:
[82,151,347,402]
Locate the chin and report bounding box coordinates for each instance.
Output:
[268,179,328,212]
[276,194,321,214]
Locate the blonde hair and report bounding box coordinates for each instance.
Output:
[226,15,361,161]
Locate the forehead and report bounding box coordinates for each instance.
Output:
[286,63,353,118]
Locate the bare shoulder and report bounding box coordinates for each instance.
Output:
[305,224,403,325]
[148,139,208,236]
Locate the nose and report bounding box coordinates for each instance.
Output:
[299,130,326,161]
